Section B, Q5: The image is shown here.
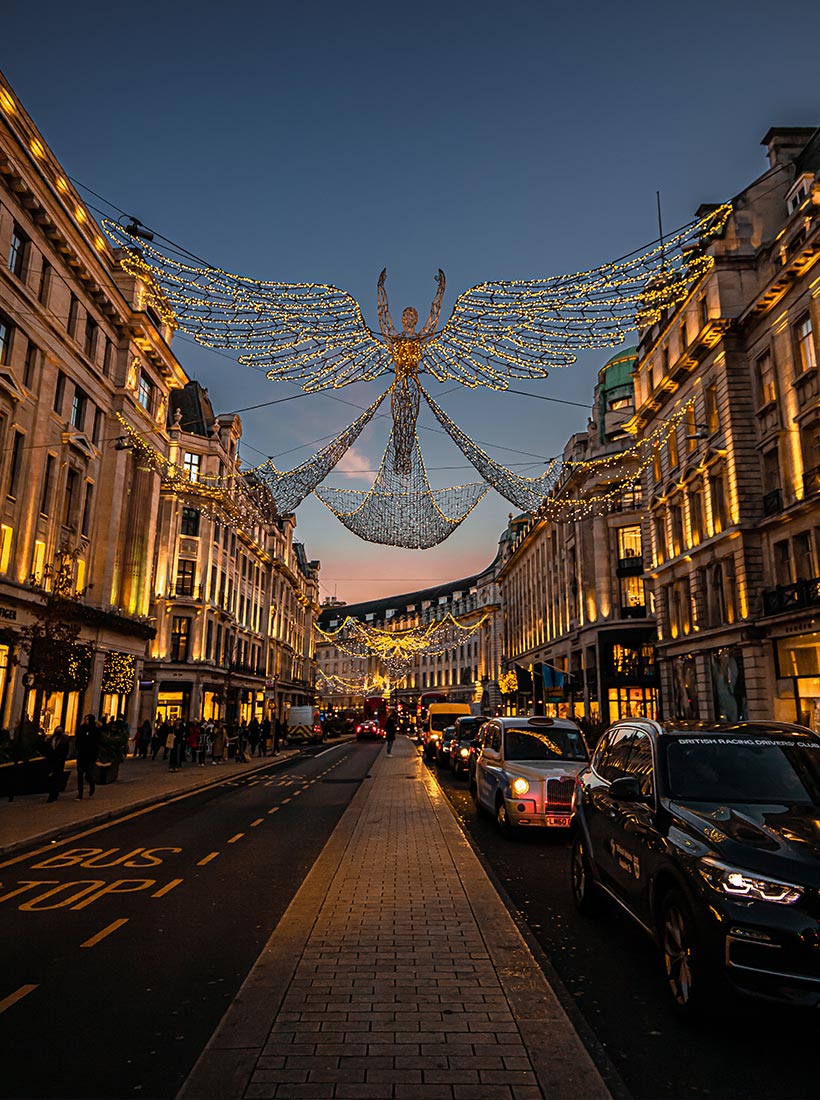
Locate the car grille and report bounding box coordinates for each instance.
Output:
[545,777,574,811]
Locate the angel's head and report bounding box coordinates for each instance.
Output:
[401,306,418,334]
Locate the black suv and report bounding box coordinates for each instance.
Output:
[571,720,820,1013]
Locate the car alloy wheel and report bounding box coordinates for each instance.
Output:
[661,890,702,1013]
[496,799,516,837]
[570,833,600,915]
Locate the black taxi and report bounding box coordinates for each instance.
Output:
[570,720,820,1013]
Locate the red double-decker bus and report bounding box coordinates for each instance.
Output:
[363,695,388,729]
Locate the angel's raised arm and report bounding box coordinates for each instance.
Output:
[377,268,397,340]
[420,269,446,338]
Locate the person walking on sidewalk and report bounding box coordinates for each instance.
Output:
[384,710,397,756]
[45,726,69,802]
[75,714,100,799]
[137,718,152,759]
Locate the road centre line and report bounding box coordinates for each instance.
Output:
[227,833,244,844]
[281,798,291,804]
[0,984,38,1014]
[267,807,279,814]
[250,818,264,827]
[152,878,183,898]
[197,852,219,866]
[80,919,128,947]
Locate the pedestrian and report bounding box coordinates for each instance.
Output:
[169,720,185,771]
[187,720,200,763]
[260,717,271,756]
[212,723,226,764]
[75,714,100,799]
[45,725,70,802]
[198,722,212,766]
[248,717,260,756]
[137,718,152,758]
[385,710,397,756]
[273,715,283,755]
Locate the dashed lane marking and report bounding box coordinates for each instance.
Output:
[227,834,244,844]
[0,984,38,1014]
[281,798,291,804]
[267,807,279,815]
[152,878,183,898]
[80,919,129,947]
[250,818,264,827]
[197,852,219,866]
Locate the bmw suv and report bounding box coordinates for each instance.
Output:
[570,719,820,1013]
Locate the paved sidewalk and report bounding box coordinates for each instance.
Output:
[0,747,306,858]
[179,737,611,1100]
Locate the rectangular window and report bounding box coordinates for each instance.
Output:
[63,468,78,528]
[215,623,223,664]
[699,296,709,329]
[8,430,24,498]
[617,525,642,560]
[24,341,38,388]
[0,524,13,574]
[137,372,153,411]
[755,349,776,407]
[181,506,200,536]
[38,259,51,304]
[92,407,102,445]
[667,426,679,470]
[83,316,97,359]
[209,564,217,601]
[774,540,793,585]
[183,452,201,482]
[705,384,719,434]
[0,315,11,365]
[653,514,666,564]
[70,387,86,431]
[8,223,27,279]
[619,575,645,611]
[670,503,684,556]
[40,454,55,515]
[54,371,65,414]
[176,559,196,596]
[206,619,213,660]
[795,314,817,375]
[710,473,729,534]
[81,482,93,537]
[170,616,191,662]
[67,294,79,338]
[794,531,815,581]
[102,338,113,376]
[689,485,705,545]
[31,539,46,583]
[685,407,697,452]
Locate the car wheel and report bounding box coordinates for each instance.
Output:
[570,832,600,915]
[496,799,518,838]
[660,890,709,1016]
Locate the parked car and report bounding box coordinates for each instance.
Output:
[467,723,493,792]
[448,716,486,776]
[473,716,588,835]
[355,720,383,741]
[422,702,472,760]
[570,719,820,1014]
[434,726,461,766]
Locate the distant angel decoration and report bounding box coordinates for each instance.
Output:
[103,204,731,547]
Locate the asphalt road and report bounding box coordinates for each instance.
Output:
[430,752,818,1100]
[0,740,381,1100]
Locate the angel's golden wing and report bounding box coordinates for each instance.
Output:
[424,204,731,388]
[103,220,392,392]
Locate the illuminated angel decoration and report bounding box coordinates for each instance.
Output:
[102,204,732,547]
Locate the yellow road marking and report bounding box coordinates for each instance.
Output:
[267,807,279,815]
[227,833,244,844]
[152,878,183,898]
[292,790,302,797]
[250,818,264,827]
[80,919,128,947]
[0,984,38,1013]
[197,852,219,866]
[281,797,291,804]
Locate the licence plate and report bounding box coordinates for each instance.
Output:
[545,814,571,827]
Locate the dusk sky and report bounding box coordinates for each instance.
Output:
[4,1,819,604]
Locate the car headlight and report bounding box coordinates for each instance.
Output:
[510,777,529,797]
[430,733,440,741]
[699,857,803,905]
[460,747,470,757]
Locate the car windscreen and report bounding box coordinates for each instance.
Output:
[503,727,588,762]
[431,713,459,732]
[665,736,820,804]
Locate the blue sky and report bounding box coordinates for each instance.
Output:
[4,0,819,602]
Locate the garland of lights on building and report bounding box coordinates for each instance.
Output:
[316,670,392,695]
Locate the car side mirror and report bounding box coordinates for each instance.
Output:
[608,776,647,802]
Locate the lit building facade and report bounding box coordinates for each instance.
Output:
[497,348,659,727]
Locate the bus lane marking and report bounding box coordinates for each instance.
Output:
[152,878,183,898]
[227,833,244,844]
[81,919,129,948]
[0,984,38,1014]
[197,852,219,866]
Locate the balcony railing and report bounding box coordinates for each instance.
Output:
[762,575,820,616]
[803,464,820,499]
[166,584,204,600]
[762,488,783,516]
[620,604,648,619]
[617,554,644,575]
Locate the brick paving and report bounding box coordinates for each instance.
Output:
[180,738,610,1100]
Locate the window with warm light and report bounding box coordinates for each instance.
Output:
[170,616,191,661]
[710,472,728,533]
[755,349,777,407]
[0,315,12,366]
[137,372,153,412]
[705,384,719,434]
[183,452,201,482]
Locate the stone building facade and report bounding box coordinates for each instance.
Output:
[0,71,318,738]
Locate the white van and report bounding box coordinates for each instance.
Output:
[286,706,323,744]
